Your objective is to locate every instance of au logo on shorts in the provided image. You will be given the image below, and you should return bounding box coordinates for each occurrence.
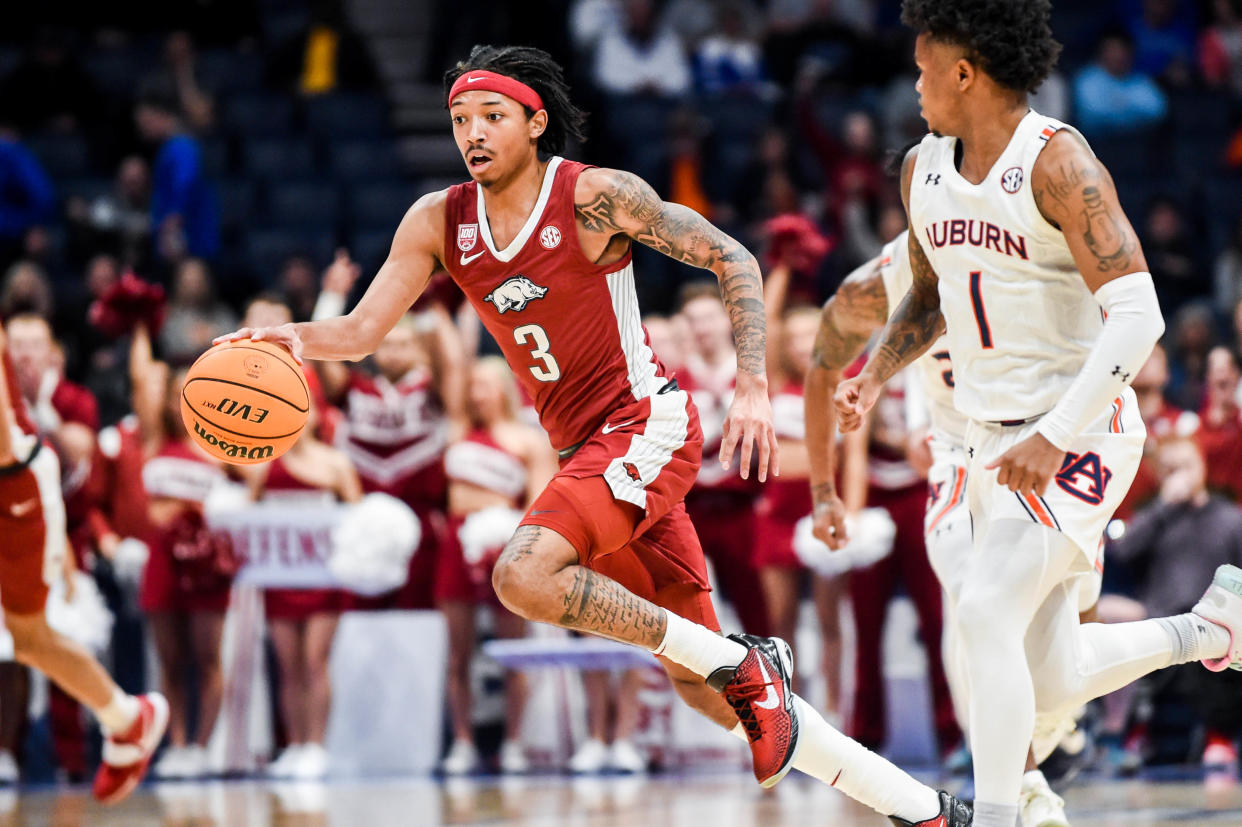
[1055,451,1113,505]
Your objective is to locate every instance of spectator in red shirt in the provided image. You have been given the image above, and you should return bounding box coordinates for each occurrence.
[1197,346,1242,500]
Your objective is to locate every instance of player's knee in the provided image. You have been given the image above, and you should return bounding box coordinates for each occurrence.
[955,590,1016,650]
[6,615,53,665]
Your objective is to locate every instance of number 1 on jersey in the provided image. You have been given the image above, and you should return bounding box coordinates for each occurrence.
[514,324,561,382]
[969,271,994,349]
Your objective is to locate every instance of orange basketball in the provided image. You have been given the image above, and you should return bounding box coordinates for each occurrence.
[180,340,310,465]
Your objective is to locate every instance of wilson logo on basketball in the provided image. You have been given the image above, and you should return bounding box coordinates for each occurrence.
[242,355,268,379]
[191,421,275,461]
[540,225,562,249]
[203,397,270,424]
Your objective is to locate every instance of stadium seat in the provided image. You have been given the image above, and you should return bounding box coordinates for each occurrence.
[83,48,149,97]
[702,93,774,143]
[349,229,395,274]
[25,133,90,178]
[400,135,464,177]
[198,49,265,95]
[243,229,336,285]
[199,136,230,177]
[603,95,677,143]
[242,137,317,179]
[264,180,341,230]
[221,92,296,136]
[60,177,113,204]
[328,139,403,181]
[304,93,390,137]
[347,182,418,230]
[217,179,259,230]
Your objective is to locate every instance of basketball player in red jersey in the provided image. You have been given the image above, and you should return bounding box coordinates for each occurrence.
[0,326,167,803]
[218,45,969,823]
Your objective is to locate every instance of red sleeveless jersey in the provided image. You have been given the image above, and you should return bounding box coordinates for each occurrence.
[443,157,669,453]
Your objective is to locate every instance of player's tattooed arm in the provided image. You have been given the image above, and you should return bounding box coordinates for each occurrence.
[576,168,766,377]
[862,149,945,385]
[1032,131,1148,291]
[811,264,890,373]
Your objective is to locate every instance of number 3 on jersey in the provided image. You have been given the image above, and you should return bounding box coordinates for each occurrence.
[514,324,561,382]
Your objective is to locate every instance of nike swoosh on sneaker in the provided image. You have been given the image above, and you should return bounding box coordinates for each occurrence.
[754,654,781,710]
[460,250,485,265]
[601,419,637,434]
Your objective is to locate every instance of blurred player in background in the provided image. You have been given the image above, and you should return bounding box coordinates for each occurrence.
[0,325,166,804]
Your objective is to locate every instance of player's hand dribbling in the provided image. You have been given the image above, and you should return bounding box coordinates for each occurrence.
[811,494,850,551]
[212,323,305,365]
[985,432,1065,497]
[833,374,881,433]
[721,375,780,482]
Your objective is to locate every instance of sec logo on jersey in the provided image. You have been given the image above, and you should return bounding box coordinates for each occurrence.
[457,223,479,252]
[1001,167,1024,194]
[540,225,562,249]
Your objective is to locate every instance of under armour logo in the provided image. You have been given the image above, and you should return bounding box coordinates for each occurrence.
[925,173,941,185]
[968,447,975,458]
[1111,365,1130,382]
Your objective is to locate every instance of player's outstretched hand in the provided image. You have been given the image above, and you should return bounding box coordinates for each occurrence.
[833,374,881,433]
[212,323,304,365]
[811,493,850,551]
[323,248,361,296]
[985,432,1065,497]
[721,376,779,482]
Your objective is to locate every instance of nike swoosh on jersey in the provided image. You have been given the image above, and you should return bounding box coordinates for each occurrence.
[601,420,637,435]
[460,250,485,265]
[754,654,781,710]
[9,499,37,518]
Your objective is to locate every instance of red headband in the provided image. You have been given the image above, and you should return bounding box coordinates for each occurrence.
[448,70,544,112]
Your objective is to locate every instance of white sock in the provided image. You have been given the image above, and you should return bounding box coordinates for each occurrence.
[1021,768,1049,791]
[1158,614,1232,664]
[973,800,1019,827]
[729,698,941,822]
[652,611,747,677]
[95,689,140,735]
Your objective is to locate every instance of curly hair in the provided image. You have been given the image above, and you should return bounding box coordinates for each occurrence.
[901,0,1061,93]
[443,45,588,157]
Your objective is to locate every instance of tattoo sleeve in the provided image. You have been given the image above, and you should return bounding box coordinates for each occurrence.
[810,269,890,372]
[577,170,766,376]
[864,232,945,384]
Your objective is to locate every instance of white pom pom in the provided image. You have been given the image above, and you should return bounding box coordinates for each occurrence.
[112,538,150,586]
[792,507,897,577]
[46,572,114,656]
[203,481,251,521]
[458,506,523,565]
[328,493,421,595]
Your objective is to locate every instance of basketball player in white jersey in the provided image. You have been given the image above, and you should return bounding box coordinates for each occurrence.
[835,3,1242,826]
[809,230,1096,826]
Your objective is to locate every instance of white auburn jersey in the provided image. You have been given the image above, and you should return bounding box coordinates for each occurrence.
[910,109,1102,423]
[879,230,966,444]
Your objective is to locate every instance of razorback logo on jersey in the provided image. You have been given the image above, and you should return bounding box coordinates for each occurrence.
[1055,451,1113,505]
[457,223,478,252]
[622,461,641,483]
[484,276,548,314]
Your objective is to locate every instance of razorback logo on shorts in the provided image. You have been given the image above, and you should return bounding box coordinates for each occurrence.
[1055,451,1113,505]
[622,461,642,483]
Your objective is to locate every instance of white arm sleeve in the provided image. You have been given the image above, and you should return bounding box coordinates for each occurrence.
[903,364,930,433]
[1036,272,1164,451]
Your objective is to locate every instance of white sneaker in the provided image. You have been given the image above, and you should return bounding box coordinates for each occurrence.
[607,739,646,774]
[439,739,478,776]
[567,738,609,774]
[267,744,305,779]
[1194,564,1242,671]
[152,746,188,780]
[292,743,329,780]
[0,751,17,784]
[498,740,528,774]
[1019,771,1070,827]
[178,744,208,779]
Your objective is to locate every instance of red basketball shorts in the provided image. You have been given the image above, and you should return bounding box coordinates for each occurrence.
[520,385,719,631]
[0,440,64,616]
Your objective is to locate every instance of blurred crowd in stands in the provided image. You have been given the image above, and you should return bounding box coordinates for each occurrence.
[0,0,1240,785]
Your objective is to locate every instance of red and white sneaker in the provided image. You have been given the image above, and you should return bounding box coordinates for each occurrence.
[706,634,800,788]
[92,693,169,805]
[1193,564,1242,672]
[889,790,974,826]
